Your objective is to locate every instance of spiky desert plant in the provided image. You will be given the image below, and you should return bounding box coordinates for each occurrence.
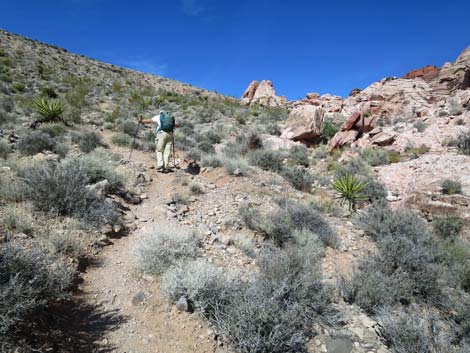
[332,173,367,212]
[32,96,64,123]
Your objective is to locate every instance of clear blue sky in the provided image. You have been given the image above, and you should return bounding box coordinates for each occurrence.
[1,0,469,100]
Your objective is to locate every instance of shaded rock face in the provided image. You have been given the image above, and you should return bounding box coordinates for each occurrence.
[240,80,287,107]
[403,65,440,81]
[281,105,325,143]
[433,47,470,94]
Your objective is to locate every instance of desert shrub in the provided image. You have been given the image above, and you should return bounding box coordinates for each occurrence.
[218,246,336,353]
[120,119,138,136]
[160,258,239,313]
[40,86,58,98]
[75,152,125,192]
[405,144,430,157]
[413,120,428,132]
[1,205,33,237]
[335,157,371,178]
[344,204,444,313]
[200,154,222,168]
[378,307,453,353]
[280,165,315,191]
[362,176,388,202]
[433,216,463,239]
[359,202,428,241]
[162,245,336,353]
[136,227,200,276]
[441,179,462,195]
[39,122,67,137]
[0,242,74,338]
[221,156,250,176]
[449,97,463,116]
[246,131,263,150]
[17,158,119,226]
[111,132,132,146]
[322,121,338,143]
[196,140,215,153]
[361,148,390,166]
[17,130,57,155]
[54,142,70,158]
[312,145,328,159]
[455,131,470,156]
[0,140,10,159]
[189,182,203,195]
[77,131,103,153]
[243,200,338,248]
[388,150,402,163]
[247,149,283,172]
[47,231,85,259]
[285,145,309,167]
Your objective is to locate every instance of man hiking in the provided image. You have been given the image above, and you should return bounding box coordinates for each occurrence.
[140,110,179,173]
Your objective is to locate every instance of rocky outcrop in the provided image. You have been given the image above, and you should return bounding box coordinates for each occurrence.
[327,111,377,152]
[281,106,325,143]
[261,134,301,151]
[293,93,343,113]
[432,47,470,95]
[403,65,440,81]
[240,80,287,107]
[342,77,437,119]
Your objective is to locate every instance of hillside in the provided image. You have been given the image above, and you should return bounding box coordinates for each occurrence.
[1,29,470,353]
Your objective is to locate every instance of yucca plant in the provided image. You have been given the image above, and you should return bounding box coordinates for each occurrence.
[32,96,64,123]
[332,173,367,212]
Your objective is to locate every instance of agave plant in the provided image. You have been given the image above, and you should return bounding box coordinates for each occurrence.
[332,173,367,212]
[32,97,64,123]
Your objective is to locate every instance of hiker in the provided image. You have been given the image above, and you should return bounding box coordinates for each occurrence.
[140,110,179,173]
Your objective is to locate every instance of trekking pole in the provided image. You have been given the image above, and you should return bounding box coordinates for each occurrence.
[128,115,142,160]
[172,133,177,169]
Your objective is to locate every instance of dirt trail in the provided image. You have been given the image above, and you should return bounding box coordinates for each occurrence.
[77,140,220,353]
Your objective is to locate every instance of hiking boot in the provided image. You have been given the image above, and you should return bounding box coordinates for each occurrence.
[156,167,165,173]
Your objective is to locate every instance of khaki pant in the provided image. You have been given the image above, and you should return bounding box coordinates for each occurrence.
[155,131,173,169]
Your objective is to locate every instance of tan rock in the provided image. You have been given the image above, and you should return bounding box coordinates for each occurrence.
[240,80,286,107]
[370,131,396,146]
[327,130,359,152]
[261,134,301,151]
[433,47,470,95]
[281,105,325,142]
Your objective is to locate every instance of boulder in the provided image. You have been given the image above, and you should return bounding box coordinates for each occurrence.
[328,130,359,152]
[261,134,301,151]
[341,112,361,131]
[281,106,325,142]
[370,131,396,146]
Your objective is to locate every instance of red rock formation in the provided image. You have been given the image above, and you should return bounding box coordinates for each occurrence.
[403,65,440,82]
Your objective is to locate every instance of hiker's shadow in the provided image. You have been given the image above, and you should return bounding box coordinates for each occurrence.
[13,299,129,352]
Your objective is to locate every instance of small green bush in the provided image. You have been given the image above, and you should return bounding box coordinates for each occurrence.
[200,154,222,168]
[322,121,338,142]
[280,166,315,191]
[285,145,309,167]
[136,227,201,276]
[12,82,25,93]
[120,119,138,136]
[441,179,462,195]
[247,148,283,172]
[413,120,428,132]
[1,206,33,237]
[0,140,10,159]
[455,131,470,156]
[433,215,463,239]
[361,148,390,166]
[111,133,132,146]
[78,131,103,153]
[221,156,250,176]
[17,130,57,155]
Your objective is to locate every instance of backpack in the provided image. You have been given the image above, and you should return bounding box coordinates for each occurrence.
[159,111,175,133]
